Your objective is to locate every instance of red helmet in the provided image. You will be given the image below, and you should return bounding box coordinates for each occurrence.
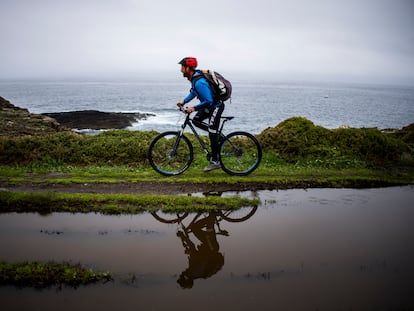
[178,57,198,68]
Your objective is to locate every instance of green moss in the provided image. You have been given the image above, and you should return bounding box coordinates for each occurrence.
[0,260,112,288]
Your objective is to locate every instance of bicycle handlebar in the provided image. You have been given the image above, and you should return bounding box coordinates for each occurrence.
[178,106,189,114]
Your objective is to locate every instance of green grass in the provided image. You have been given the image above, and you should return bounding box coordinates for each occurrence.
[0,117,413,189]
[0,191,260,214]
[1,160,412,188]
[1,118,412,168]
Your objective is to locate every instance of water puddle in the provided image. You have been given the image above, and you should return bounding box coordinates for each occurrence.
[1,186,413,310]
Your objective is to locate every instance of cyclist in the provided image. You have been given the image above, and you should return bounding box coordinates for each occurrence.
[177,57,225,172]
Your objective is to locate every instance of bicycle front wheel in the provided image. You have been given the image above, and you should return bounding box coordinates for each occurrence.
[148,131,193,176]
[150,211,189,224]
[219,131,262,176]
[219,206,258,222]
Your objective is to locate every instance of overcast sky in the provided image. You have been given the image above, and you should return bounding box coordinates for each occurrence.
[1,0,413,84]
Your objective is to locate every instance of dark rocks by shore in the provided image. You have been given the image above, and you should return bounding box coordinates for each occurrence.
[43,110,155,130]
[1,96,156,136]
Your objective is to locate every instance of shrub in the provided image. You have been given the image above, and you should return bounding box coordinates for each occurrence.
[0,132,83,165]
[1,119,412,168]
[259,117,331,161]
[79,130,158,165]
[331,127,409,165]
[0,130,159,166]
[258,117,412,166]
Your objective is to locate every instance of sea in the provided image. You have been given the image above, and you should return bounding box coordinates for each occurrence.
[1,78,413,135]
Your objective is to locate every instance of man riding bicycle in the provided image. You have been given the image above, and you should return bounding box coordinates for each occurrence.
[177,57,225,172]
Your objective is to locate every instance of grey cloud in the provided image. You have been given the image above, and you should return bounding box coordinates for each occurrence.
[0,0,413,84]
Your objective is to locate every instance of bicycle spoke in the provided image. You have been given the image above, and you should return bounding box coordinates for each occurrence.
[220,131,262,176]
[148,132,193,176]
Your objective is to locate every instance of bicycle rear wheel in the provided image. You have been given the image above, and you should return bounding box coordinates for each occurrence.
[148,131,193,176]
[219,131,262,176]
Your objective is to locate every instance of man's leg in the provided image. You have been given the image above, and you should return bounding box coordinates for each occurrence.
[208,104,225,163]
[192,108,210,132]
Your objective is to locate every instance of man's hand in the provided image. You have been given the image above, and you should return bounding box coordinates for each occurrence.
[177,101,185,108]
[185,106,195,114]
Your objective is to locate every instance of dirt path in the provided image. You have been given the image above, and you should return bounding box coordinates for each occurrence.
[1,176,404,195]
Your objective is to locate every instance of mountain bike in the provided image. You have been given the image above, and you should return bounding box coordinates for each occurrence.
[148,107,262,176]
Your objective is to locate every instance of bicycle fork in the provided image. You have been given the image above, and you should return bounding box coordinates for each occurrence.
[186,121,212,161]
[170,121,189,158]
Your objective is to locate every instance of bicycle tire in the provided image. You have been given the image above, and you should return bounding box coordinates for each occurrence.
[219,205,258,222]
[219,131,262,176]
[148,131,193,176]
[150,211,189,224]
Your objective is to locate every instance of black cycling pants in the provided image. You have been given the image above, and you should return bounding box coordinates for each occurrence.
[193,104,225,162]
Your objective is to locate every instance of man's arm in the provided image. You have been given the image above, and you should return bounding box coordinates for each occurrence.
[193,78,214,111]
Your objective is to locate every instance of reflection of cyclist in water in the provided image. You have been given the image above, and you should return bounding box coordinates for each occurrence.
[177,211,226,289]
[150,206,258,289]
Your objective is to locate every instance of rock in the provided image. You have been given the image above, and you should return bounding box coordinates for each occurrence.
[0,96,67,137]
[0,96,155,136]
[42,110,155,130]
[0,97,18,109]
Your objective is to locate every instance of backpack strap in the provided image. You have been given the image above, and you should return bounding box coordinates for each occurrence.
[190,70,204,91]
[191,70,217,101]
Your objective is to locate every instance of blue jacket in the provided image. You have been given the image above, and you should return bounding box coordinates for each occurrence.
[182,70,218,111]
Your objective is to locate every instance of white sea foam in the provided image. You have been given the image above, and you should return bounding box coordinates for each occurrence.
[127,110,185,132]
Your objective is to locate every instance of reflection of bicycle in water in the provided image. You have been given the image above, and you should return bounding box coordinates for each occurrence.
[151,206,258,289]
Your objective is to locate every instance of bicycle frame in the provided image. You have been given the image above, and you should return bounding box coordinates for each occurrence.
[179,212,227,237]
[179,113,209,155]
[177,110,230,158]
